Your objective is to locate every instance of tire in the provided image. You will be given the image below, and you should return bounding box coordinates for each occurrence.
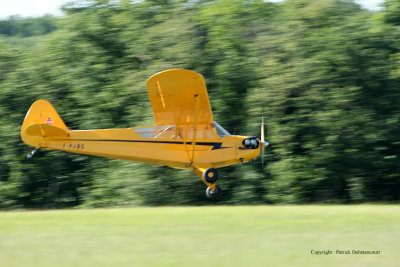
[203,168,219,183]
[206,185,222,200]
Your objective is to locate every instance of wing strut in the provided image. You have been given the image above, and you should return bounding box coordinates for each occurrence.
[190,94,201,164]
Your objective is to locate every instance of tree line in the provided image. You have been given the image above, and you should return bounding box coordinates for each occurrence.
[0,0,399,209]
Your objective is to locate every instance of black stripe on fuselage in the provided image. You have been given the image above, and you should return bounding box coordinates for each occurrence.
[55,139,230,150]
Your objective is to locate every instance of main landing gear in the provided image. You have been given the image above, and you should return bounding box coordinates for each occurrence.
[203,168,219,183]
[206,184,222,200]
[193,167,222,200]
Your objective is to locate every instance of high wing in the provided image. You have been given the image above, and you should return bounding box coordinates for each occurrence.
[146,69,214,126]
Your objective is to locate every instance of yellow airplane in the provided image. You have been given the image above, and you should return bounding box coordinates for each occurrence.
[21,69,267,199]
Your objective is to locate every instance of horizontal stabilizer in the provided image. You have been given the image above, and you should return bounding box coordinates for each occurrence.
[25,123,69,137]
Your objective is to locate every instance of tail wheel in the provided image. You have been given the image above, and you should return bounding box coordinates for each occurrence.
[206,185,222,200]
[203,168,219,183]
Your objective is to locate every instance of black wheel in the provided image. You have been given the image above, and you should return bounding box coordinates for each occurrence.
[203,168,219,183]
[206,185,222,200]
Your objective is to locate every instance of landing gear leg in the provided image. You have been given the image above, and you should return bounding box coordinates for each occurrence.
[193,166,222,200]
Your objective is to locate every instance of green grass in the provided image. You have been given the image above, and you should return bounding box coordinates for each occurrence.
[0,205,399,266]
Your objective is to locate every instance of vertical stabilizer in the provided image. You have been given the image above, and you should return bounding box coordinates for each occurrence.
[21,100,69,148]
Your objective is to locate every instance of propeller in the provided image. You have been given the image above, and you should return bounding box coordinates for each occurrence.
[260,115,269,167]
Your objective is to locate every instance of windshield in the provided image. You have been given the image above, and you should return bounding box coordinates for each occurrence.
[212,121,230,137]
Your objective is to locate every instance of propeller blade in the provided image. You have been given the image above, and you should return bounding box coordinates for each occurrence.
[261,115,265,144]
[261,146,264,167]
[261,116,265,167]
[260,115,270,168]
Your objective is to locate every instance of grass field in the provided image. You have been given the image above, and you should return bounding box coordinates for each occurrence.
[0,205,399,267]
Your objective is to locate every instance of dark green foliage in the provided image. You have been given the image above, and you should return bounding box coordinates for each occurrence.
[0,0,399,209]
[384,0,400,25]
[0,15,57,37]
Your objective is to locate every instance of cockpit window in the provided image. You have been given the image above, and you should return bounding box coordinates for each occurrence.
[212,121,230,137]
[135,125,174,138]
[134,122,230,139]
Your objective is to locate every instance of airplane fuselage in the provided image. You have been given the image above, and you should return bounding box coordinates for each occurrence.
[35,127,261,169]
